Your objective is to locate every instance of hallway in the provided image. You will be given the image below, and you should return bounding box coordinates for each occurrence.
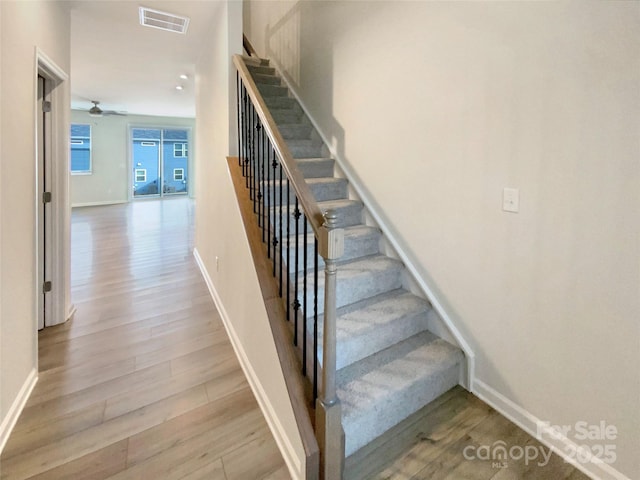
[0,198,288,479]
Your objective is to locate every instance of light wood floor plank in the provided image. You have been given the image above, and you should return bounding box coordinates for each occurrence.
[1,402,106,459]
[1,386,209,479]
[0,199,286,480]
[179,458,227,480]
[27,440,128,480]
[222,431,291,480]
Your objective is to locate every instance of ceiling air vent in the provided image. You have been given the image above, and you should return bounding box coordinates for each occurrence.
[139,7,190,34]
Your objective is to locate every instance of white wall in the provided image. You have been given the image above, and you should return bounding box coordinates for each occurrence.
[0,0,70,448]
[70,111,195,207]
[245,2,640,479]
[194,1,306,478]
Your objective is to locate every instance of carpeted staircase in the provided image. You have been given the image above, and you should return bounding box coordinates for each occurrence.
[247,60,465,459]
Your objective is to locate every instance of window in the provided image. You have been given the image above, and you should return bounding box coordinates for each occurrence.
[173,168,184,181]
[135,169,147,182]
[174,143,187,157]
[70,124,91,174]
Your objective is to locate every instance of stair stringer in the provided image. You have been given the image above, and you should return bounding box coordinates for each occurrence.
[264,58,475,390]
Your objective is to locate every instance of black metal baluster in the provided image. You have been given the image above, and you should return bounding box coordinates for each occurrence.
[240,83,245,173]
[293,198,300,346]
[258,119,263,230]
[236,73,241,168]
[313,236,319,402]
[260,128,266,237]
[248,102,256,191]
[302,215,308,377]
[253,115,264,213]
[278,162,283,297]
[286,180,291,321]
[266,141,271,257]
[250,107,255,201]
[272,150,278,277]
[245,90,250,180]
[243,88,248,180]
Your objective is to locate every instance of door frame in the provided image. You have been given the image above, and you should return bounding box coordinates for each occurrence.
[35,48,73,333]
[36,74,52,330]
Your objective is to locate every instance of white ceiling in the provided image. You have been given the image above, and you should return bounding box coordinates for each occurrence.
[70,1,222,118]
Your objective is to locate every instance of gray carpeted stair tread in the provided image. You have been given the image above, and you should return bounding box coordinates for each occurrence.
[338,330,463,455]
[271,109,303,124]
[257,83,288,97]
[247,65,275,76]
[264,96,297,109]
[316,198,363,227]
[252,73,281,85]
[310,289,432,370]
[296,158,334,178]
[284,225,381,273]
[278,124,313,140]
[334,290,431,369]
[307,177,348,202]
[274,198,362,231]
[298,255,403,315]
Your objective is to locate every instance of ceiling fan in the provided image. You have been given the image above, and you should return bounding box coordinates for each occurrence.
[87,100,127,117]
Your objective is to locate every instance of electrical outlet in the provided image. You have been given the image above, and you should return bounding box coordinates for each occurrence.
[503,188,519,213]
[216,256,220,271]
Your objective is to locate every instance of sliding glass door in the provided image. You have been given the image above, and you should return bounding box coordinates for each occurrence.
[131,127,189,198]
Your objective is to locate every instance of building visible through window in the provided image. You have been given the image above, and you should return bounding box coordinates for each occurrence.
[70,124,91,174]
[174,142,187,157]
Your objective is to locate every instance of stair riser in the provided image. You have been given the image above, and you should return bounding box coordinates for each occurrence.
[296,262,403,316]
[253,73,280,85]
[278,124,313,140]
[343,362,460,456]
[297,160,335,178]
[282,229,380,274]
[335,308,429,369]
[272,110,302,124]
[264,96,297,109]
[247,65,275,76]
[289,144,325,159]
[263,179,348,205]
[302,303,430,371]
[272,201,363,234]
[257,84,289,97]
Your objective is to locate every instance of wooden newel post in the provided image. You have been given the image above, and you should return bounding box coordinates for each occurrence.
[316,209,345,480]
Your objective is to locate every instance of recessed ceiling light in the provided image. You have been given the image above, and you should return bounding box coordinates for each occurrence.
[179,74,188,80]
[175,85,184,91]
[139,7,190,34]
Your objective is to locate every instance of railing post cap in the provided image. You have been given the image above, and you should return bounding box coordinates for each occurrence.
[323,209,338,228]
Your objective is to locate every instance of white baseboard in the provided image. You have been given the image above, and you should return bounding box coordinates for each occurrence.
[473,380,632,480]
[193,248,304,480]
[66,304,76,322]
[71,200,128,208]
[0,368,38,454]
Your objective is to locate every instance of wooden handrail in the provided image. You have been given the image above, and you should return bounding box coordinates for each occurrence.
[242,34,258,57]
[233,54,325,237]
